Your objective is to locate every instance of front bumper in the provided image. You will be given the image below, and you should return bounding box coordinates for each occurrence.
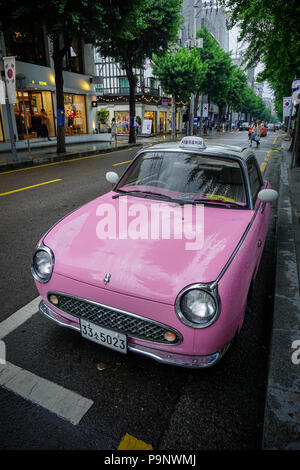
[40,301,232,368]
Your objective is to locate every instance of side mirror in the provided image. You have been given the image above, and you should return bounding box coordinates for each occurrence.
[257,189,278,203]
[106,171,119,185]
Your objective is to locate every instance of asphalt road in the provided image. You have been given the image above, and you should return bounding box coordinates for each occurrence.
[0,130,281,450]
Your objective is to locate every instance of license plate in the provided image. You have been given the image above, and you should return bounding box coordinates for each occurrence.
[80,319,127,354]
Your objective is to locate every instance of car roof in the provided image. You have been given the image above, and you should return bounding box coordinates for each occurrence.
[146,140,254,162]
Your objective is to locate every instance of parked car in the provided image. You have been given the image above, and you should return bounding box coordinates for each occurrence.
[31,137,278,368]
[268,123,276,132]
[240,122,249,131]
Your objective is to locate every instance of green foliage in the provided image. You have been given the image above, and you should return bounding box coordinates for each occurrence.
[220,0,300,119]
[152,47,207,100]
[95,0,183,70]
[97,108,109,123]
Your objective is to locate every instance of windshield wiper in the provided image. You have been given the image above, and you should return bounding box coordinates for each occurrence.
[112,190,174,201]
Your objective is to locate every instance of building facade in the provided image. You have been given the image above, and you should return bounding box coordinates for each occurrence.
[0,29,101,150]
[94,53,184,136]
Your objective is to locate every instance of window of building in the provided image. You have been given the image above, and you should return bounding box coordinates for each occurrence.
[62,39,83,74]
[4,30,47,66]
[119,78,129,94]
[14,90,55,139]
[64,94,87,135]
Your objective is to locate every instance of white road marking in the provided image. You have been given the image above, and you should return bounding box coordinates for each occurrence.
[0,362,93,425]
[0,297,94,424]
[0,297,41,340]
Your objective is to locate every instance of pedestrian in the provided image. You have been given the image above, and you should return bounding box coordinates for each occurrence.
[255,120,262,147]
[249,122,256,147]
[135,119,139,136]
[40,108,51,140]
[110,118,118,144]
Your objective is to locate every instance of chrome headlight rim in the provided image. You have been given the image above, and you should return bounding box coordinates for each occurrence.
[31,243,54,284]
[175,283,221,329]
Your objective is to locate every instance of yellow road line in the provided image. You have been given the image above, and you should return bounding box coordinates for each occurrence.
[112,160,132,167]
[117,433,153,450]
[0,148,136,176]
[0,179,62,197]
[273,135,278,145]
[260,162,267,173]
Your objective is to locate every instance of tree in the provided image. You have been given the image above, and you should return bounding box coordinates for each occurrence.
[0,0,142,153]
[220,0,300,165]
[152,46,207,136]
[95,0,182,143]
[195,27,234,129]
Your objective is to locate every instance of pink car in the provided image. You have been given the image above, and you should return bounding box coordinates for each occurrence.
[31,137,278,368]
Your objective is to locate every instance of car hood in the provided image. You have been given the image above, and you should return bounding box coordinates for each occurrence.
[44,192,253,305]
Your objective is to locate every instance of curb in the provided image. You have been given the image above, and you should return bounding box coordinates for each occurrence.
[262,146,300,449]
[0,143,143,173]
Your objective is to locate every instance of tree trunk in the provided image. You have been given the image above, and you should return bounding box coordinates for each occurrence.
[125,63,136,144]
[53,35,69,154]
[171,93,176,138]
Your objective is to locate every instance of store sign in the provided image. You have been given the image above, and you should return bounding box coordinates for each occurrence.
[161,98,170,106]
[202,104,209,118]
[3,56,16,104]
[31,80,48,86]
[57,109,65,127]
[142,119,152,135]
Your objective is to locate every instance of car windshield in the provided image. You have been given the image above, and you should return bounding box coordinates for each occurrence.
[116,151,247,206]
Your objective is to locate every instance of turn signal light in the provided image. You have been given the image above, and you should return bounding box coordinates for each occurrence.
[49,294,59,305]
[164,331,176,342]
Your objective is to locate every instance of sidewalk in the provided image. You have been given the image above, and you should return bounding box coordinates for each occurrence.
[262,138,300,449]
[0,130,223,173]
[0,135,150,172]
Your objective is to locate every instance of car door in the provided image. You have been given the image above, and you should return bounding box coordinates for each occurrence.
[246,156,271,277]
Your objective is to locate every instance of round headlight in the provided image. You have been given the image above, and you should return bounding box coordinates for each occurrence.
[31,246,54,283]
[176,287,218,328]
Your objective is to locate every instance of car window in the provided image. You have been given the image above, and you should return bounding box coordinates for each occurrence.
[117,151,247,205]
[246,159,262,203]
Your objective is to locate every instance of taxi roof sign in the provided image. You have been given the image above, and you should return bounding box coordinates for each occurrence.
[179,136,206,150]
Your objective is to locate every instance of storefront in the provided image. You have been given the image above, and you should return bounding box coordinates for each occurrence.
[159,111,167,133]
[14,90,55,140]
[64,93,87,135]
[144,110,157,134]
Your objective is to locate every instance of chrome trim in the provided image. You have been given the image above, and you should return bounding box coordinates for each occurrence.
[47,292,183,346]
[39,301,232,368]
[211,181,268,288]
[31,242,55,284]
[175,283,221,329]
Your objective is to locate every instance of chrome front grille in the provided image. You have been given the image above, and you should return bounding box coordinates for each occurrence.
[48,293,181,344]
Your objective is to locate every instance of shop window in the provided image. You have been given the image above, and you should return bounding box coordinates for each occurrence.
[115,111,129,134]
[64,94,87,135]
[144,111,157,134]
[14,90,55,140]
[4,30,47,66]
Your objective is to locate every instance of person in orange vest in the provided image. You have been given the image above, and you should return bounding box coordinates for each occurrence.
[248,123,253,145]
